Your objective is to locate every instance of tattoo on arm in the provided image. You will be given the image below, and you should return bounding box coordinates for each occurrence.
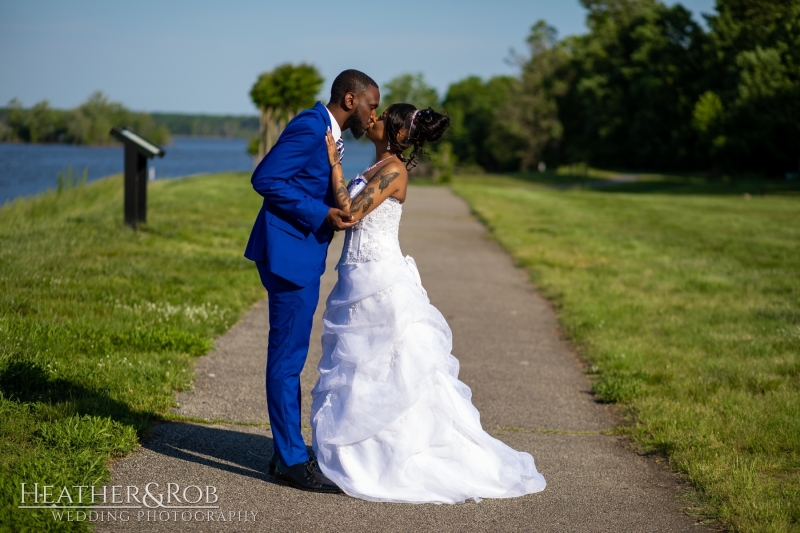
[335,186,350,209]
[351,186,375,214]
[377,171,400,193]
[337,176,350,210]
[331,167,350,211]
[348,169,402,216]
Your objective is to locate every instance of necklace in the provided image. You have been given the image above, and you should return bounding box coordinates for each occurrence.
[364,155,396,174]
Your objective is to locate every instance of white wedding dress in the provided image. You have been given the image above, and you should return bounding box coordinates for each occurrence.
[310,174,546,504]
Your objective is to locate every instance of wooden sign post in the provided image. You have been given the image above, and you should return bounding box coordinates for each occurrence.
[110,127,165,229]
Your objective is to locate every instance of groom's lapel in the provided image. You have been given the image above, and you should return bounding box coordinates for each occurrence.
[312,102,332,184]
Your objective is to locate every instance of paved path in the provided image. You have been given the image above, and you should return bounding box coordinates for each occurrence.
[103,187,701,532]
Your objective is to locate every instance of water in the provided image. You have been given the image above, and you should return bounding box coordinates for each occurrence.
[0,137,377,205]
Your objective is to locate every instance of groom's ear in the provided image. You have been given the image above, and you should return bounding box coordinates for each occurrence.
[342,92,357,112]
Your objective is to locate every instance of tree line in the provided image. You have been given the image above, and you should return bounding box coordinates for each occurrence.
[249,0,796,178]
[441,0,799,177]
[0,93,265,146]
[0,92,171,146]
[150,113,258,138]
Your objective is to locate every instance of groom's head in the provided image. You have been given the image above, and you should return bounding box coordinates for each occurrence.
[329,70,380,139]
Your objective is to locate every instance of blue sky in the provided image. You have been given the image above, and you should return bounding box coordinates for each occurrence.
[0,0,716,115]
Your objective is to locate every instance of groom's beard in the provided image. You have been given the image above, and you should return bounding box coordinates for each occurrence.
[344,112,369,139]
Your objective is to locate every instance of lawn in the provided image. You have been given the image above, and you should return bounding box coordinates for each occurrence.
[0,173,265,532]
[453,173,800,533]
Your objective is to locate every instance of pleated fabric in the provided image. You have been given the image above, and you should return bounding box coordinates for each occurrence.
[311,256,546,503]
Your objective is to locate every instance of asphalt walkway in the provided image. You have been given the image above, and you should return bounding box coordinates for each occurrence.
[103,187,702,532]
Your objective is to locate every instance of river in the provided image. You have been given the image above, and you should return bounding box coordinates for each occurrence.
[0,136,377,205]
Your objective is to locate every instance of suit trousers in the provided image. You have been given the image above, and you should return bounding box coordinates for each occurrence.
[256,261,320,467]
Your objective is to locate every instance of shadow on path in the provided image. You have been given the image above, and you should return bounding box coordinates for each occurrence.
[143,423,274,483]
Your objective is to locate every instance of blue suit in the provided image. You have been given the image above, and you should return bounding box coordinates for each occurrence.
[244,102,334,467]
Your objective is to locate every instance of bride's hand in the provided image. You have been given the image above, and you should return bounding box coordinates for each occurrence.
[325,130,340,166]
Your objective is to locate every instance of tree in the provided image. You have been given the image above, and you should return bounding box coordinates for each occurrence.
[1,98,63,142]
[0,93,169,146]
[492,21,569,171]
[27,101,64,142]
[437,0,798,176]
[381,73,439,112]
[443,75,518,170]
[66,91,120,145]
[5,98,29,142]
[250,63,324,159]
[555,0,707,170]
[701,0,800,174]
[64,92,169,146]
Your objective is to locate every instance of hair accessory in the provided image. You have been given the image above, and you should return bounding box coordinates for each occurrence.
[408,110,420,135]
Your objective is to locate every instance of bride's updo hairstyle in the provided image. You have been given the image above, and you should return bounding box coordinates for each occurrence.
[385,103,450,170]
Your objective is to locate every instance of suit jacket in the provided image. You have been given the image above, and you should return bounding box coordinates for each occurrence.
[244,102,335,287]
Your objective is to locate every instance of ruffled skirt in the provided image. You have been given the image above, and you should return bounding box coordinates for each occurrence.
[310,256,546,503]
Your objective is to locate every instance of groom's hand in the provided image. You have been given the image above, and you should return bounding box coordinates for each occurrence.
[326,207,356,231]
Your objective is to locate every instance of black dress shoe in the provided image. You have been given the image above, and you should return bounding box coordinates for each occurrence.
[268,450,313,477]
[273,456,342,494]
[268,453,279,476]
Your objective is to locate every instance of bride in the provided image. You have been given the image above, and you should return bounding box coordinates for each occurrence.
[312,104,546,504]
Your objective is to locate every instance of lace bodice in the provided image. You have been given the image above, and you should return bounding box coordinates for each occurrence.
[339,174,404,266]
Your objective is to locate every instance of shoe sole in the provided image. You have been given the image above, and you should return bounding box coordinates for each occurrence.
[272,476,342,494]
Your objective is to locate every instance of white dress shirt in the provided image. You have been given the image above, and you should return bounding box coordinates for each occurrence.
[325,106,342,143]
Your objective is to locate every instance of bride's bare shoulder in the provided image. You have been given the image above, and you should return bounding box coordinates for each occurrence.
[378,159,408,181]
[377,160,408,202]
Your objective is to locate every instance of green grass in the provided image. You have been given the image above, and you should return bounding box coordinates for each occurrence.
[452,173,800,532]
[0,173,264,532]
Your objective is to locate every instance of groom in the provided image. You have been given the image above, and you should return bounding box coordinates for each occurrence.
[244,69,380,493]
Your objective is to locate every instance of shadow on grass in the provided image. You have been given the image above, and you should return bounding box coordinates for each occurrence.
[485,171,800,196]
[0,359,147,428]
[0,360,283,484]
